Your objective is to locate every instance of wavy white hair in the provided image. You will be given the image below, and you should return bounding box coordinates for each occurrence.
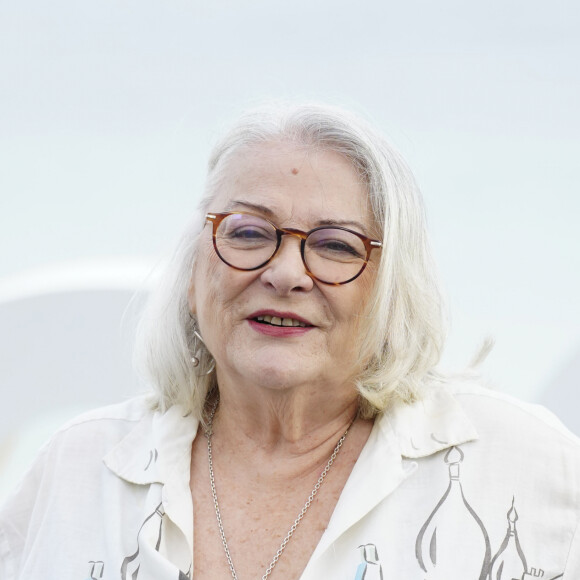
[134,102,446,420]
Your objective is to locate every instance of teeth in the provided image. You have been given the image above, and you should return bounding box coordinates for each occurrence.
[255,315,307,327]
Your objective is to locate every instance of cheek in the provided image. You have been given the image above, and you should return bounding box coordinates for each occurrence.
[331,274,375,345]
[190,242,224,326]
[193,246,254,342]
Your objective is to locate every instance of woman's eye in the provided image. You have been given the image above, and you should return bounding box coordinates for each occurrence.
[325,241,359,254]
[314,239,364,259]
[229,227,272,240]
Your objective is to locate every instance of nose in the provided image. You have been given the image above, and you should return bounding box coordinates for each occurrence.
[259,233,314,293]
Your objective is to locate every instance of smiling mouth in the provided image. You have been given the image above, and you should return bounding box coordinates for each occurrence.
[254,315,309,328]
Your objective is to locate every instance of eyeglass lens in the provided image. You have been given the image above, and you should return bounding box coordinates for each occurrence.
[214,213,368,284]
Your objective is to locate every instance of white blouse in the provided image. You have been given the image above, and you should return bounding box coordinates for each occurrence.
[1,381,579,580]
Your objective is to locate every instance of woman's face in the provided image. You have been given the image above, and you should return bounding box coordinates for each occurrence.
[189,142,380,397]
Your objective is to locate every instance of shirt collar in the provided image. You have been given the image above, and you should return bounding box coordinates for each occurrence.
[309,384,478,561]
[385,382,479,458]
[103,404,199,486]
[104,384,477,484]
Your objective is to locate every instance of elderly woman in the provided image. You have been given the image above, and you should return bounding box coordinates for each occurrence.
[1,103,579,580]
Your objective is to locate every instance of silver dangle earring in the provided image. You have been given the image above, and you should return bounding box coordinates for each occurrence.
[190,324,216,375]
[191,330,203,367]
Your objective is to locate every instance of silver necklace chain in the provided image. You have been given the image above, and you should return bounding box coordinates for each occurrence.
[204,401,352,580]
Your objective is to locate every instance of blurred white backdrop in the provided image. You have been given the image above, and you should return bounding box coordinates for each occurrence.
[1,0,579,492]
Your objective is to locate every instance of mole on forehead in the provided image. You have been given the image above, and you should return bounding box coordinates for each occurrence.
[291,167,299,175]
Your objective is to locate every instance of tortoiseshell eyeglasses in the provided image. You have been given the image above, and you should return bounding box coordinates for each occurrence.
[206,211,382,285]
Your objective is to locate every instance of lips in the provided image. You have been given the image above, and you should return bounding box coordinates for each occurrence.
[248,311,314,328]
[256,315,307,327]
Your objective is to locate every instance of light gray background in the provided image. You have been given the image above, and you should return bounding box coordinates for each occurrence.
[1,1,579,493]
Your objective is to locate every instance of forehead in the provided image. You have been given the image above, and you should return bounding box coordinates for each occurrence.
[212,141,374,231]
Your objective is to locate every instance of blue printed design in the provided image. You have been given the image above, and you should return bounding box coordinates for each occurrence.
[354,544,383,580]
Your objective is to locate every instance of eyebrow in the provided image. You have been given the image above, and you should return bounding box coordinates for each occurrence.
[315,218,368,232]
[225,200,369,233]
[226,200,276,217]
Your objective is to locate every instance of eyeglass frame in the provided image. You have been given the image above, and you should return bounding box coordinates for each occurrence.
[205,211,383,286]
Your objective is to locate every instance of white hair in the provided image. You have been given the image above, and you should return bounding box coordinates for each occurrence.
[134,102,446,420]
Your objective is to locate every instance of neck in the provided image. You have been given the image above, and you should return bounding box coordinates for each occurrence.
[208,370,362,461]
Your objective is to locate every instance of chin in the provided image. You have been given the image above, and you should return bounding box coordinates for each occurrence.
[250,362,306,389]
